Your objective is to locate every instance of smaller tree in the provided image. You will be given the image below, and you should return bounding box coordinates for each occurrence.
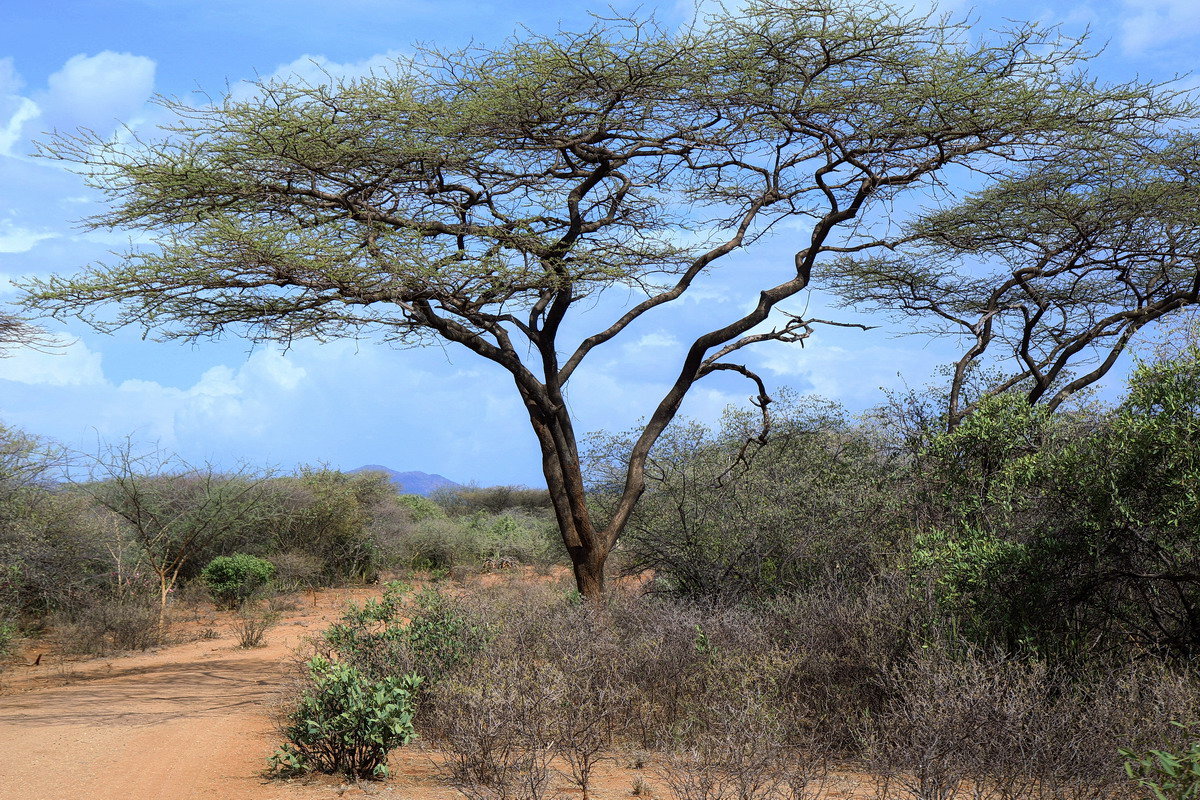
[913,332,1200,657]
[827,135,1200,428]
[590,395,905,601]
[78,441,269,630]
[264,468,395,581]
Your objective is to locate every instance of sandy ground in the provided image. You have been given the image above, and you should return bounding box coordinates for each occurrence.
[0,575,868,800]
[0,586,402,800]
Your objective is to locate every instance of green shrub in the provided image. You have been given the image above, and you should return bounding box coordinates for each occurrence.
[324,583,489,687]
[1123,722,1200,800]
[270,656,421,779]
[403,586,490,683]
[201,553,275,608]
[397,517,483,571]
[397,494,446,522]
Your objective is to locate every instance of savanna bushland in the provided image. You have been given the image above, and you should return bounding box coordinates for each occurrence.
[5,0,1200,797]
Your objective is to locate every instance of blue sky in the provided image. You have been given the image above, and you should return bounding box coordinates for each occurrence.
[1,0,1197,486]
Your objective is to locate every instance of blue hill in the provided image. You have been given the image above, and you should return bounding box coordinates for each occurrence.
[350,465,464,496]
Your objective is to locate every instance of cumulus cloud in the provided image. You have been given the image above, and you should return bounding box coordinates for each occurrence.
[2,333,104,387]
[40,51,156,131]
[0,219,57,253]
[0,58,39,158]
[228,50,408,102]
[0,338,307,445]
[0,51,156,161]
[272,51,407,83]
[1120,0,1200,55]
[755,339,937,403]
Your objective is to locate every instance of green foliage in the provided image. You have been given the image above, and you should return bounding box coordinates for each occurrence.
[402,586,489,682]
[389,507,560,572]
[596,396,905,601]
[432,485,553,516]
[201,553,275,608]
[926,392,1050,508]
[0,619,16,662]
[270,655,421,779]
[1123,723,1200,800]
[264,468,395,582]
[397,494,446,522]
[913,337,1200,657]
[324,582,489,687]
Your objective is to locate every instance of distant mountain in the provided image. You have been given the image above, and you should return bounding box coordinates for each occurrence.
[351,465,464,496]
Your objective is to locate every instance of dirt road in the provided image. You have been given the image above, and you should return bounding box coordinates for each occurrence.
[0,591,392,800]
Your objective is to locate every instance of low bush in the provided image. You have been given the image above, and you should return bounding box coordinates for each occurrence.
[428,660,563,800]
[269,550,324,592]
[323,582,490,688]
[0,619,16,663]
[861,648,1200,800]
[233,600,279,648]
[54,595,162,655]
[201,553,275,608]
[270,655,421,779]
[394,517,483,571]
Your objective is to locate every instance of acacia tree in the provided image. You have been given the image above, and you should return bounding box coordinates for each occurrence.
[828,134,1200,429]
[22,1,1192,598]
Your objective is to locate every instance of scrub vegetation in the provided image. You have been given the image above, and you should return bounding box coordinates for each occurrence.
[4,0,1200,797]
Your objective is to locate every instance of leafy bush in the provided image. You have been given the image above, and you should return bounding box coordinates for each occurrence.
[323,582,490,687]
[432,485,553,516]
[270,656,421,779]
[260,468,397,583]
[396,517,483,571]
[592,396,904,602]
[201,553,275,608]
[915,341,1200,658]
[1124,723,1200,800]
[397,493,447,522]
[0,620,16,663]
[268,550,324,592]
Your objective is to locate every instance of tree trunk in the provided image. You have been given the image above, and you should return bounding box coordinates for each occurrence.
[572,550,606,602]
[156,571,171,635]
[523,389,617,601]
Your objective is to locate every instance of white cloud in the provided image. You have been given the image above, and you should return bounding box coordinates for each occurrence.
[2,334,104,387]
[0,219,58,253]
[756,340,934,403]
[0,97,41,158]
[229,50,409,102]
[40,51,156,131]
[270,51,407,83]
[629,331,680,350]
[0,58,40,158]
[0,58,21,96]
[139,347,308,439]
[1120,0,1200,55]
[0,339,307,443]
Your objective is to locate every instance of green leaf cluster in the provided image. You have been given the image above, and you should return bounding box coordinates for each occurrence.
[270,655,421,779]
[324,582,490,686]
[1123,722,1200,800]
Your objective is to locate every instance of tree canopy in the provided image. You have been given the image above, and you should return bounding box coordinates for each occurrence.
[22,0,1199,597]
